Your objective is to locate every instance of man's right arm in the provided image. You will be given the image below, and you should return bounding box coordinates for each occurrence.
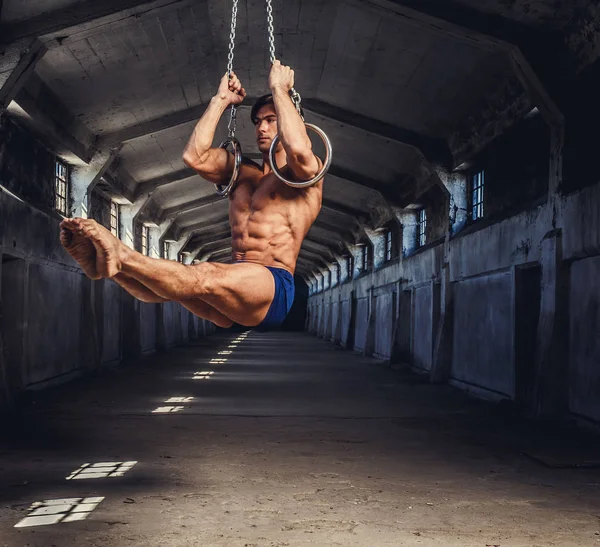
[182,73,246,185]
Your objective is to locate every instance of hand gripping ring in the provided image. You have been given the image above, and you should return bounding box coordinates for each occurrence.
[268,124,332,188]
[214,137,242,197]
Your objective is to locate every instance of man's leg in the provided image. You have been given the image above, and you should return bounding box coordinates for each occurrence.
[61,218,275,327]
[61,221,235,327]
[115,273,234,327]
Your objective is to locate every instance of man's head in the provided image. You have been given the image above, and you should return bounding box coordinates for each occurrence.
[252,95,278,153]
[251,94,305,153]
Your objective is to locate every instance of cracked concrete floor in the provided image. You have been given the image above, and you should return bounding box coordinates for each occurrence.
[1,331,599,546]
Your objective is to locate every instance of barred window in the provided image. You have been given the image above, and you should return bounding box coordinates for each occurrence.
[141,225,149,256]
[347,255,354,278]
[417,209,427,247]
[163,241,171,260]
[336,262,341,284]
[471,170,485,221]
[110,201,119,237]
[361,244,370,272]
[55,161,69,215]
[385,230,393,261]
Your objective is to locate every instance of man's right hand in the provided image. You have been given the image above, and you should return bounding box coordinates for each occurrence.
[217,72,246,105]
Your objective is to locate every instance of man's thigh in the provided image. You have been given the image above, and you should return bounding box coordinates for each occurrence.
[179,299,234,329]
[196,262,276,327]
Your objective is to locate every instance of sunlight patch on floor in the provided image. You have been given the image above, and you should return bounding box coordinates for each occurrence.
[66,461,137,480]
[14,497,104,528]
[152,405,185,413]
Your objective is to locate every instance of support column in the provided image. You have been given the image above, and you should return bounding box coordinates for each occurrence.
[435,167,468,235]
[0,38,46,114]
[363,286,376,357]
[70,149,120,218]
[532,231,568,418]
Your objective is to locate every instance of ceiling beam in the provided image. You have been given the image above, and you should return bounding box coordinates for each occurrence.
[175,214,230,240]
[159,194,226,223]
[327,165,406,207]
[0,0,192,47]
[302,98,451,167]
[321,198,369,222]
[9,72,95,163]
[0,38,46,114]
[135,168,199,198]
[98,99,260,148]
[368,0,563,128]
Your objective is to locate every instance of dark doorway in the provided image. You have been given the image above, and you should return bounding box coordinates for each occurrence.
[514,265,542,410]
[281,276,308,331]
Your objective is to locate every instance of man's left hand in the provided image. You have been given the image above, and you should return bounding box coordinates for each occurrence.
[269,60,294,92]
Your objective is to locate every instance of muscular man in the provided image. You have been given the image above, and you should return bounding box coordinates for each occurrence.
[60,61,324,329]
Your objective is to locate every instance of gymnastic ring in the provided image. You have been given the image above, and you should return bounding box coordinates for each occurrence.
[214,137,242,197]
[268,123,332,188]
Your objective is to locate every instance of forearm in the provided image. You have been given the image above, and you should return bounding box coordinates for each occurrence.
[113,273,169,303]
[183,95,230,165]
[271,86,311,154]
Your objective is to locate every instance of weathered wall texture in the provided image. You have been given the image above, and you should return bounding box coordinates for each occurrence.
[308,178,600,427]
[0,118,215,405]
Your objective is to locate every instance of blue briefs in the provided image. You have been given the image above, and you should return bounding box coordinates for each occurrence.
[258,266,295,330]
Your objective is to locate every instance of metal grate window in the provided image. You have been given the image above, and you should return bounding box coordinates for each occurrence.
[471,170,485,221]
[385,230,393,261]
[163,241,171,260]
[336,263,341,284]
[141,225,149,256]
[110,201,119,237]
[347,255,354,278]
[55,161,69,215]
[417,209,427,247]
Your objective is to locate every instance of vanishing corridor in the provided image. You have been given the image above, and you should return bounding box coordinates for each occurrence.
[0,332,599,547]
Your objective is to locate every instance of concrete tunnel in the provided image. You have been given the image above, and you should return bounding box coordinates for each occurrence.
[1,0,600,545]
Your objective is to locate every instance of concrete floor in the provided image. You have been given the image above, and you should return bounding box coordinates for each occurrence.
[1,332,599,547]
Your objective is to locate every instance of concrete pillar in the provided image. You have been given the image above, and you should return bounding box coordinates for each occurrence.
[531,231,568,419]
[363,286,376,357]
[350,244,362,278]
[435,167,468,235]
[362,227,386,269]
[397,209,418,257]
[70,149,120,219]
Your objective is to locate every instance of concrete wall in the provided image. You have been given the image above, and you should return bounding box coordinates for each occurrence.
[0,117,216,404]
[308,179,600,426]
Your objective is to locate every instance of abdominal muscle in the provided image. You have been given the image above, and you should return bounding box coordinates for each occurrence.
[230,209,301,274]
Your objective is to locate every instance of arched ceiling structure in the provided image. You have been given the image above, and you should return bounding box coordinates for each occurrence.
[1,0,594,279]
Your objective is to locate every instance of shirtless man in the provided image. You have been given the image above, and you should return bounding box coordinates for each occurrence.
[59,61,323,329]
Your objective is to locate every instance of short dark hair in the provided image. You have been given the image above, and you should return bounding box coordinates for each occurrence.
[250,93,304,124]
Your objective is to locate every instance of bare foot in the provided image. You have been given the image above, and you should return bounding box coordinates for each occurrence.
[60,218,124,278]
[60,226,101,280]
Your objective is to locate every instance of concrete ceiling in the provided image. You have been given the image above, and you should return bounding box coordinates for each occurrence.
[0,0,588,276]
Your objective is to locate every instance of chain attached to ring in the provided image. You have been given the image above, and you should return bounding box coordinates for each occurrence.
[227,0,239,139]
[214,0,242,197]
[265,0,303,120]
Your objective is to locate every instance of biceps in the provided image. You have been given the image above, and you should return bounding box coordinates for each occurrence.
[287,152,322,182]
[184,147,234,184]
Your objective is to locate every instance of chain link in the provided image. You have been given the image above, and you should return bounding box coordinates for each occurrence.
[227,0,239,76]
[264,0,303,119]
[265,0,276,64]
[226,0,239,138]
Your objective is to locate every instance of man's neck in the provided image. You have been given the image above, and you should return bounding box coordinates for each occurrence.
[261,149,287,176]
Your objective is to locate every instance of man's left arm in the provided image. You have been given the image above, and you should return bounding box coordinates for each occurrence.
[270,61,321,181]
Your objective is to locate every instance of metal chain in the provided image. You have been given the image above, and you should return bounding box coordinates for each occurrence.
[227,0,239,138]
[265,0,276,64]
[265,0,303,119]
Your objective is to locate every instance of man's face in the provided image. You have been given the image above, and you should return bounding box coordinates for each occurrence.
[254,104,278,153]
